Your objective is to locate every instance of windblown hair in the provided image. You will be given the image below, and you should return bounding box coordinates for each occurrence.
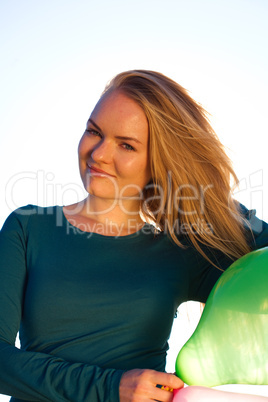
[102,70,252,264]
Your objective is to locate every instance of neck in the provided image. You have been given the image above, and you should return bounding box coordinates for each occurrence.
[67,195,145,235]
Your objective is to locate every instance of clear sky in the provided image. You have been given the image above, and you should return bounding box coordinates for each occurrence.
[0,0,268,399]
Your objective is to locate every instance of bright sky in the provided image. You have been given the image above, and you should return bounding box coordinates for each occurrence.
[0,0,268,399]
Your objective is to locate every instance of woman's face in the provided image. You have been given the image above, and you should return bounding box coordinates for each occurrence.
[78,90,151,203]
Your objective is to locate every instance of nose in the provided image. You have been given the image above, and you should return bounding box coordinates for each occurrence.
[91,138,113,164]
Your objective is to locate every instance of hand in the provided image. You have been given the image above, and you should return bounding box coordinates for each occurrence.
[119,368,184,401]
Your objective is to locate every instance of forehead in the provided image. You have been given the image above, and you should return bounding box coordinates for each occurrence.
[91,90,144,118]
[90,90,148,135]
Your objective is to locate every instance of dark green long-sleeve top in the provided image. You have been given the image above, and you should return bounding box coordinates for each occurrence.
[0,204,267,402]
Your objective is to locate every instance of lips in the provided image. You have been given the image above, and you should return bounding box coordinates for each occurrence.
[87,164,115,177]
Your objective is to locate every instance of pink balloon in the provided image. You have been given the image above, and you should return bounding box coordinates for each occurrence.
[173,386,268,401]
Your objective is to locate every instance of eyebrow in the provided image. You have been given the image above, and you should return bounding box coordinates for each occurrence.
[88,118,103,133]
[88,118,142,144]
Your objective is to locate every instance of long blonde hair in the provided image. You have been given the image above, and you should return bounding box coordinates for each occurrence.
[102,70,252,264]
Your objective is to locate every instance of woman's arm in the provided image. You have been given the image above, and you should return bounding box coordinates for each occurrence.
[188,205,268,303]
[0,343,124,401]
[0,209,123,402]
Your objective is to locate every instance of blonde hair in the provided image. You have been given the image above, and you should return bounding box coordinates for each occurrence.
[102,70,252,264]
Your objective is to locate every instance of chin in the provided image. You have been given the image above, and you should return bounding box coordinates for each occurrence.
[85,184,117,200]
[82,175,115,195]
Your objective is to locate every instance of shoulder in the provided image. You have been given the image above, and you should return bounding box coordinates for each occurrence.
[1,205,35,231]
[1,205,61,232]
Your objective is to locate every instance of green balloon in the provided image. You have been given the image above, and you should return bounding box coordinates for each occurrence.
[175,247,268,387]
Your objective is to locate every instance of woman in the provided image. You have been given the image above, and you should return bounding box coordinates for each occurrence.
[0,70,267,401]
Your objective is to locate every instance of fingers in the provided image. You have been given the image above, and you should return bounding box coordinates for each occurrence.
[153,386,175,402]
[152,371,184,390]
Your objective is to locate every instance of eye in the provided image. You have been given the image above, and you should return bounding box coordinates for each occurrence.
[85,128,102,137]
[121,143,135,151]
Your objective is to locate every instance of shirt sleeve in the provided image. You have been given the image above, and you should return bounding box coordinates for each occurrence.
[187,206,268,303]
[0,207,124,402]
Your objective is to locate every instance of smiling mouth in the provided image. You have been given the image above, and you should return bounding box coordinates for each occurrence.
[87,164,115,177]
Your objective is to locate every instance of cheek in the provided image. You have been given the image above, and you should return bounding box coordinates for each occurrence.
[78,135,94,163]
[78,135,86,157]
[119,155,151,182]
